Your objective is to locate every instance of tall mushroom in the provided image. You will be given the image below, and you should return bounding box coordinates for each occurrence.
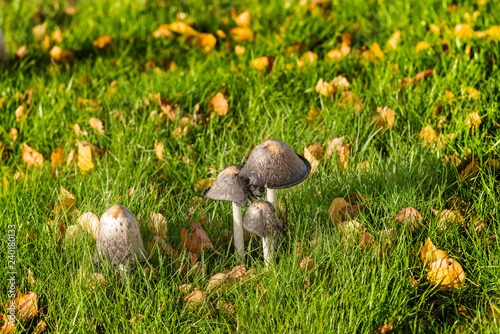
[204,164,253,261]
[243,200,284,266]
[94,205,148,276]
[237,139,311,209]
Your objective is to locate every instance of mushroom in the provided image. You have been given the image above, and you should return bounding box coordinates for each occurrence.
[204,164,253,261]
[242,200,284,266]
[94,205,148,276]
[0,27,7,65]
[237,139,311,208]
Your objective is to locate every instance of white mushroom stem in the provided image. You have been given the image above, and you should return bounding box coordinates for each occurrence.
[232,202,245,262]
[262,236,272,267]
[267,188,277,209]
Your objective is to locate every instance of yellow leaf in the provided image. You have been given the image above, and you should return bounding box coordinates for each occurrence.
[52,29,63,43]
[153,24,172,38]
[297,51,317,68]
[230,27,253,41]
[415,41,430,53]
[149,212,168,239]
[234,10,251,27]
[169,21,197,36]
[299,257,315,272]
[461,87,480,99]
[89,118,105,134]
[454,24,474,40]
[216,29,226,39]
[32,22,47,40]
[431,208,465,229]
[154,140,164,161]
[306,107,321,125]
[54,186,76,216]
[430,24,441,35]
[49,46,74,62]
[326,49,342,62]
[208,92,229,116]
[194,177,215,192]
[371,107,395,129]
[8,128,18,142]
[93,35,112,48]
[15,104,25,121]
[427,257,465,289]
[370,42,384,58]
[341,43,350,56]
[303,144,323,175]
[76,141,94,173]
[485,25,500,41]
[235,45,246,56]
[196,33,217,51]
[387,30,401,50]
[51,147,65,168]
[328,198,350,224]
[419,125,437,147]
[332,76,350,90]
[465,112,481,132]
[420,237,437,264]
[251,56,271,71]
[315,78,334,97]
[22,143,44,167]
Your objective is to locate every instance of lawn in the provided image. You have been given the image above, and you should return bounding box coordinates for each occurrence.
[1,0,500,332]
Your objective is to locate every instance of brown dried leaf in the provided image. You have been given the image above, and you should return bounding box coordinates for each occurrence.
[374,320,394,333]
[299,257,315,272]
[431,209,465,230]
[49,46,74,62]
[315,78,334,97]
[0,314,15,333]
[217,300,236,318]
[371,107,395,129]
[22,143,44,167]
[3,291,38,323]
[394,207,423,232]
[206,273,227,292]
[183,290,206,309]
[149,212,168,239]
[251,56,272,71]
[154,140,164,161]
[328,198,350,224]
[338,220,363,244]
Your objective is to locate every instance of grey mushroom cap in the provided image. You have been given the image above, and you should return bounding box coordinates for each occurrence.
[242,200,284,238]
[204,164,253,207]
[236,139,311,196]
[94,205,148,266]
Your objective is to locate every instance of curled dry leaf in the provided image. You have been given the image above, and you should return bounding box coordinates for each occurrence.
[0,314,15,333]
[93,35,112,48]
[338,204,361,222]
[299,257,315,272]
[394,207,423,233]
[208,93,229,117]
[420,237,437,264]
[149,212,168,239]
[35,319,47,333]
[77,212,100,240]
[22,143,44,167]
[180,227,215,256]
[465,112,481,132]
[206,273,227,293]
[66,149,75,168]
[154,140,164,161]
[427,257,465,289]
[419,126,437,147]
[315,78,334,97]
[303,144,324,175]
[76,141,94,173]
[15,105,25,121]
[234,10,251,26]
[338,220,363,244]
[230,26,253,41]
[73,123,85,137]
[431,209,465,230]
[54,186,76,215]
[374,320,394,333]
[415,41,430,54]
[9,128,18,142]
[3,291,38,323]
[454,24,474,40]
[183,290,206,310]
[49,46,74,62]
[306,107,321,125]
[89,118,105,134]
[297,51,317,67]
[148,236,178,259]
[251,57,272,71]
[387,30,401,49]
[235,45,246,56]
[359,228,375,250]
[403,69,434,88]
[153,24,171,38]
[328,198,350,224]
[371,107,395,129]
[194,177,215,192]
[51,147,65,168]
[331,76,350,90]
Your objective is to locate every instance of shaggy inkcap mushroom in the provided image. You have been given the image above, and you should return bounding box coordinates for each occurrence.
[237,139,311,208]
[243,200,284,266]
[94,205,148,275]
[204,164,253,261]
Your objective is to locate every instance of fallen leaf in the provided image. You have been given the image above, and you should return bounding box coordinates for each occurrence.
[15,105,25,121]
[420,237,437,264]
[154,140,164,161]
[338,220,363,244]
[77,212,99,240]
[206,272,227,292]
[315,78,334,97]
[359,227,375,250]
[73,123,85,137]
[3,291,38,323]
[394,207,422,232]
[464,112,481,132]
[303,144,323,175]
[208,93,229,117]
[217,300,236,317]
[230,27,253,41]
[387,30,401,49]
[148,236,178,259]
[149,212,168,239]
[51,147,65,168]
[66,149,75,168]
[49,46,74,62]
[415,41,430,53]
[402,69,434,87]
[328,198,350,224]
[0,314,15,333]
[251,56,272,71]
[65,225,81,242]
[183,290,206,309]
[77,141,94,173]
[52,29,63,43]
[193,228,215,251]
[93,35,112,48]
[194,177,215,192]
[234,10,251,26]
[297,51,317,67]
[299,257,315,271]
[16,45,28,59]
[35,319,47,333]
[326,136,349,169]
[332,76,350,90]
[32,22,47,40]
[178,284,192,295]
[196,33,217,52]
[27,268,36,286]
[235,45,246,56]
[371,107,395,129]
[419,126,437,147]
[153,24,172,38]
[454,24,474,40]
[169,21,197,35]
[461,87,480,99]
[326,49,343,62]
[431,209,465,230]
[89,118,105,134]
[374,320,394,333]
[427,257,465,289]
[306,107,322,125]
[22,143,44,167]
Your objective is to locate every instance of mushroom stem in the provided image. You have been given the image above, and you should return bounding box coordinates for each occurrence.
[267,188,277,209]
[262,236,272,267]
[232,202,245,262]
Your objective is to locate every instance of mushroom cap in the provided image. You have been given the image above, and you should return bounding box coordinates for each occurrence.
[204,164,253,207]
[237,139,311,195]
[94,205,148,265]
[242,200,284,238]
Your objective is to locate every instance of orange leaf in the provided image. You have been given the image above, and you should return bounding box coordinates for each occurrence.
[234,10,251,27]
[208,93,229,116]
[93,35,112,48]
[49,46,74,62]
[50,147,65,168]
[153,24,172,38]
[22,143,44,167]
[230,27,253,41]
[3,291,38,323]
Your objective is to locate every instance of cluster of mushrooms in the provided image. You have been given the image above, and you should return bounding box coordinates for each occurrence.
[93,139,311,275]
[204,139,311,265]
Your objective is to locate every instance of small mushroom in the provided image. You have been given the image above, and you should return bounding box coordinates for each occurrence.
[237,139,311,208]
[243,200,284,266]
[94,205,148,276]
[204,164,253,261]
[0,27,7,65]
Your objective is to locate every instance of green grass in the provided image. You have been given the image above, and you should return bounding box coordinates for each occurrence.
[1,0,500,332]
